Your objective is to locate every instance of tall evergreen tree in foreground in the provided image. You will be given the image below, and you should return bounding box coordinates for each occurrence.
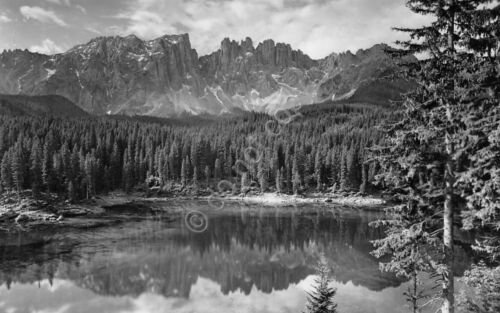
[371,1,499,313]
[303,255,338,313]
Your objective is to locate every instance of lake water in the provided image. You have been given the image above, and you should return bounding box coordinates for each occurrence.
[0,201,460,313]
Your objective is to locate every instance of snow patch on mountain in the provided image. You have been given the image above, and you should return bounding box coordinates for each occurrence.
[17,65,33,92]
[75,70,84,89]
[45,68,56,80]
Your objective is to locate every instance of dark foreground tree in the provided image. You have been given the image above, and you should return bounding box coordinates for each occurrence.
[371,1,499,313]
[303,255,338,313]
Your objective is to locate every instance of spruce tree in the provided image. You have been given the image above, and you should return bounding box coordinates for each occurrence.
[11,142,26,197]
[275,169,282,194]
[180,158,187,187]
[214,158,222,180]
[204,165,210,187]
[67,180,76,203]
[372,1,499,313]
[122,149,133,192]
[110,142,121,188]
[192,166,198,189]
[84,154,97,198]
[330,151,338,188]
[257,160,267,193]
[339,152,348,191]
[30,140,43,197]
[292,157,301,195]
[359,163,368,194]
[42,142,55,192]
[241,172,250,194]
[314,150,323,191]
[1,151,12,191]
[303,255,338,313]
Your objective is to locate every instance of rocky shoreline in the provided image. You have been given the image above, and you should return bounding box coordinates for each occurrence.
[0,190,386,233]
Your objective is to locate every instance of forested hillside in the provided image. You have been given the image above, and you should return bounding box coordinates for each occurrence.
[0,94,89,118]
[0,103,393,200]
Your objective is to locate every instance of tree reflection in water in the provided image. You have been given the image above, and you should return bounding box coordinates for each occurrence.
[0,202,471,313]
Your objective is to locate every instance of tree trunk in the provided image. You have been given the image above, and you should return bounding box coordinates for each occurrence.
[412,270,418,313]
[442,168,455,313]
[442,1,456,312]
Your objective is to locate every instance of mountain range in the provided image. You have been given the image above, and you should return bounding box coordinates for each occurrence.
[0,34,414,117]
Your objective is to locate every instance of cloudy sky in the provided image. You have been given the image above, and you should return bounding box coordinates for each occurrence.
[0,0,432,59]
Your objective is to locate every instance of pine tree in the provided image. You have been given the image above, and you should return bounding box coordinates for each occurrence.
[372,2,499,313]
[330,151,339,188]
[60,142,71,182]
[257,160,267,193]
[169,142,180,180]
[454,9,500,262]
[184,155,191,182]
[180,158,187,187]
[275,169,282,194]
[84,154,97,198]
[161,152,170,184]
[214,158,222,180]
[339,152,348,191]
[204,165,210,187]
[241,172,250,194]
[67,180,76,203]
[314,150,323,191]
[122,149,133,192]
[1,151,12,191]
[110,142,121,188]
[303,255,338,313]
[347,147,360,190]
[192,166,198,189]
[42,142,55,192]
[292,156,301,195]
[11,142,26,197]
[371,200,438,313]
[30,140,43,197]
[0,127,5,156]
[359,162,368,194]
[225,150,233,178]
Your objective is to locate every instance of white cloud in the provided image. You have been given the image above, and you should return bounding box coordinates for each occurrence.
[120,277,308,313]
[75,5,87,14]
[45,0,71,6]
[85,26,101,34]
[20,6,68,27]
[0,13,12,23]
[44,0,85,14]
[30,38,65,54]
[117,0,433,59]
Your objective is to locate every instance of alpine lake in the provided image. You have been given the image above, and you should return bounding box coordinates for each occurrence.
[0,200,472,313]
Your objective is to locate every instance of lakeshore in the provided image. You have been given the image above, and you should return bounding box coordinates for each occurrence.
[0,190,386,233]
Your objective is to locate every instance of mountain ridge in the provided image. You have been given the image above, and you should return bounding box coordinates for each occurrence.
[0,33,414,117]
[0,94,89,117]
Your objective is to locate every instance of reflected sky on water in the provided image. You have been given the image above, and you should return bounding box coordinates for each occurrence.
[0,201,468,313]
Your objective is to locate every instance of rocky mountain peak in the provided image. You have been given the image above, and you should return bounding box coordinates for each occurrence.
[155,33,191,45]
[204,37,316,74]
[241,37,254,52]
[0,33,413,117]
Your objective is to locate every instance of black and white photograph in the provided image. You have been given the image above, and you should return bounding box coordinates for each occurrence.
[0,0,499,312]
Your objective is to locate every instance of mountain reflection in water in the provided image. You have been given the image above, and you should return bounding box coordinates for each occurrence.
[0,202,455,313]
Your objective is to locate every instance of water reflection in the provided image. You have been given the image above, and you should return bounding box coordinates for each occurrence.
[0,202,463,313]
